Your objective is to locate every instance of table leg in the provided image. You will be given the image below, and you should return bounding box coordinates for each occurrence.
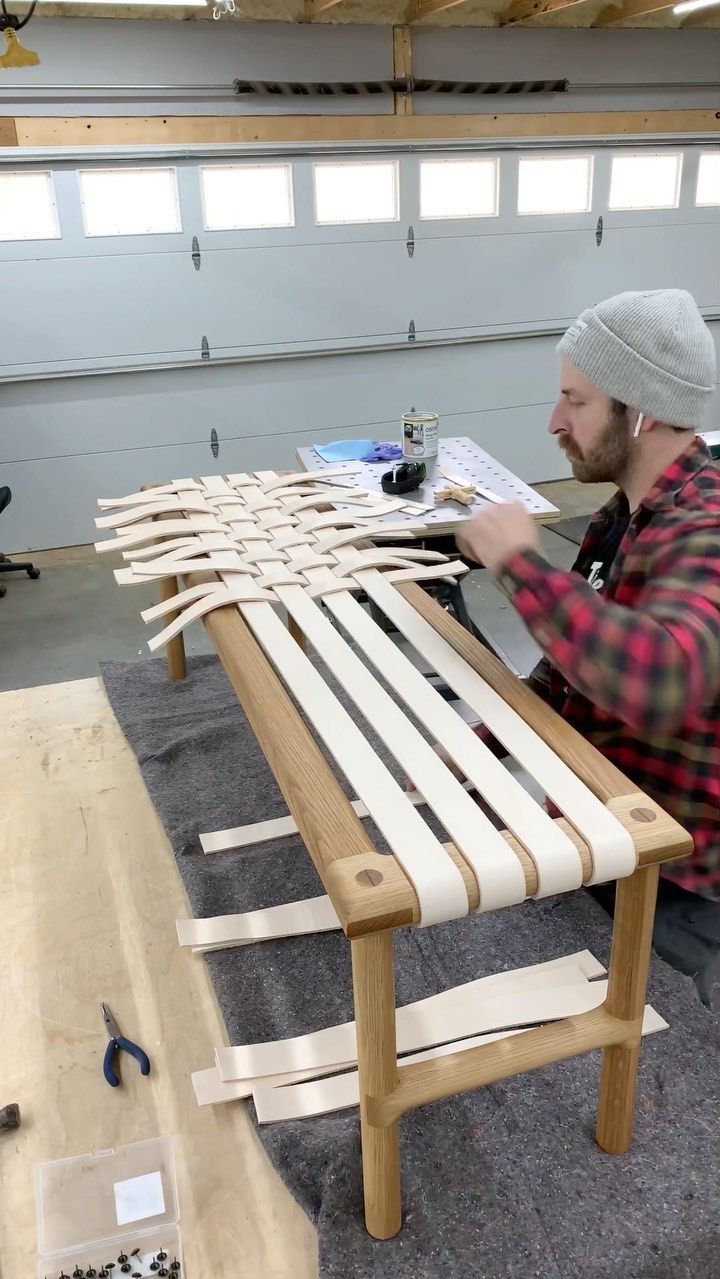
[596,863,659,1154]
[159,574,187,681]
[351,930,402,1239]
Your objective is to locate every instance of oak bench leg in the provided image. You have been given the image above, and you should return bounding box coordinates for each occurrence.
[287,613,307,652]
[159,573,187,681]
[596,863,659,1154]
[351,930,402,1239]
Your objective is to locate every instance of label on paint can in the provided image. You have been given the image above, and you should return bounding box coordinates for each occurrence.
[402,411,439,462]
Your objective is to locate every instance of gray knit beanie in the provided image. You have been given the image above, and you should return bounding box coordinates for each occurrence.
[557,289,716,428]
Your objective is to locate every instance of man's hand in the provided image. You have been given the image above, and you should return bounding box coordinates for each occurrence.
[456,503,539,577]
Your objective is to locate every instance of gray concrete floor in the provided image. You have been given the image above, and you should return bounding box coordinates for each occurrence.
[0,477,611,694]
[0,554,214,693]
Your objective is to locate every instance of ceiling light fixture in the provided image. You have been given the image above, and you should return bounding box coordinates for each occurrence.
[672,0,720,13]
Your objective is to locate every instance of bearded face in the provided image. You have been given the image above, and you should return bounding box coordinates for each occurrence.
[559,401,632,484]
[549,362,634,485]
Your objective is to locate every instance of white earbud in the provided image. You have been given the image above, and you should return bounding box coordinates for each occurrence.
[633,411,644,439]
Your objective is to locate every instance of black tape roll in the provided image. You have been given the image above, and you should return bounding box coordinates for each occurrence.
[381,461,426,495]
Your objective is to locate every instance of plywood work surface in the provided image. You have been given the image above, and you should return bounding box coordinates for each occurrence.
[0,677,317,1279]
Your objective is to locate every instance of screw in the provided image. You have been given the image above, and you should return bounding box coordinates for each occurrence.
[73,1269,84,1278]
[87,1271,97,1278]
[131,1252,140,1259]
[118,1257,128,1266]
[157,1253,167,1263]
[120,1268,131,1275]
[170,1263,181,1274]
[158,1271,169,1277]
[150,1263,159,1274]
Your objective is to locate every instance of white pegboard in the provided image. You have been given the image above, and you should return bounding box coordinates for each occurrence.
[296,437,559,529]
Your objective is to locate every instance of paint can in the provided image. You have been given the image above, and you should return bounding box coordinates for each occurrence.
[402,409,439,465]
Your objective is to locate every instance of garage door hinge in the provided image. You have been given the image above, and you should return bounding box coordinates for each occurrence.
[201,335,210,360]
[595,216,604,247]
[406,226,415,259]
[192,236,202,270]
[210,428,219,458]
[408,319,416,343]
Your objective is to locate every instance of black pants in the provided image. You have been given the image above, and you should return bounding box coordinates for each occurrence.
[589,878,720,1011]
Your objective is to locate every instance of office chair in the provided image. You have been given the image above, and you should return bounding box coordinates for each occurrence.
[0,486,40,598]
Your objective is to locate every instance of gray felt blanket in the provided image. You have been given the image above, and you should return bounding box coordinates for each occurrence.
[101,653,720,1279]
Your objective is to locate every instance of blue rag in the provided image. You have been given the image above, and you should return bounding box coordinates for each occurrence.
[314,439,375,463]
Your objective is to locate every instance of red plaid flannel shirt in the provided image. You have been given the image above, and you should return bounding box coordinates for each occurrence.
[495,437,720,899]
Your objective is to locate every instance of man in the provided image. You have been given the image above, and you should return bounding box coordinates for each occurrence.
[456,289,720,1007]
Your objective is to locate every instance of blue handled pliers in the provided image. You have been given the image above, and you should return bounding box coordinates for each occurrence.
[101,1002,151,1088]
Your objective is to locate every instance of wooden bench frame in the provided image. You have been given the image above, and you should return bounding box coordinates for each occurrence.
[150,501,691,1241]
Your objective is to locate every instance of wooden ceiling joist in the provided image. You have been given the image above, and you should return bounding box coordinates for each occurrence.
[594,0,682,22]
[501,0,592,24]
[393,26,413,116]
[8,110,718,149]
[303,0,345,18]
[407,0,471,22]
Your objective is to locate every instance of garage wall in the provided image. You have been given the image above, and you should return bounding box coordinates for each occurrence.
[1,22,718,552]
[0,22,717,116]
